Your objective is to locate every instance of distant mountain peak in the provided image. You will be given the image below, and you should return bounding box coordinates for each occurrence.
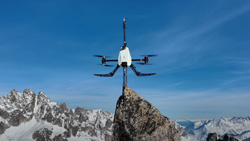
[0,89,114,141]
[178,116,250,141]
[23,89,35,94]
[38,91,46,96]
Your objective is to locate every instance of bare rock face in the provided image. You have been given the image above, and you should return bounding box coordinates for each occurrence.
[207,133,222,141]
[32,128,68,141]
[112,87,181,141]
[206,133,239,141]
[223,133,239,141]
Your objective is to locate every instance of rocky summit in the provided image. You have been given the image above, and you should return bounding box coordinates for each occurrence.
[112,87,181,141]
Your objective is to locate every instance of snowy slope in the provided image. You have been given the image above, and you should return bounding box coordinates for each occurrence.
[0,89,114,141]
[1,117,66,141]
[178,117,250,141]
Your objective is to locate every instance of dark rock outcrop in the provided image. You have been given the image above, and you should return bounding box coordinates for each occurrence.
[207,133,222,141]
[112,87,181,141]
[223,133,239,141]
[32,128,69,141]
[207,133,239,141]
[32,128,53,141]
[0,122,9,134]
[0,108,9,119]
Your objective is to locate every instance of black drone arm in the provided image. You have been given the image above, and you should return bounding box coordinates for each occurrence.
[105,59,118,62]
[94,64,120,77]
[132,59,144,61]
[132,58,148,64]
[130,64,157,76]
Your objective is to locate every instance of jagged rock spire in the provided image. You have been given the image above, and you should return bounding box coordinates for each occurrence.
[112,87,181,141]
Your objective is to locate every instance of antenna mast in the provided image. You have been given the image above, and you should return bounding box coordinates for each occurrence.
[122,18,127,90]
[123,18,127,47]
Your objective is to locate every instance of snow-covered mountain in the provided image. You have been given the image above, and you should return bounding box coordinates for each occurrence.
[2,89,249,141]
[178,117,250,141]
[0,89,113,141]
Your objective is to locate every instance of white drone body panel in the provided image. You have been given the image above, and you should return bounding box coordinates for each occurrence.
[118,47,132,67]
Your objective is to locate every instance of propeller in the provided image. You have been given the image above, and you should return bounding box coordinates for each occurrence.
[147,54,158,57]
[137,54,158,65]
[94,55,113,67]
[94,55,103,58]
[141,54,158,57]
[136,62,153,65]
[98,64,114,67]
[104,64,114,67]
[93,55,111,58]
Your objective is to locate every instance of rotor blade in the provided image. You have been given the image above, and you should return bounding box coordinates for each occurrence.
[136,62,146,65]
[104,64,114,67]
[94,55,103,57]
[147,54,158,57]
[141,54,158,57]
[97,64,114,67]
[136,62,153,65]
[93,55,111,58]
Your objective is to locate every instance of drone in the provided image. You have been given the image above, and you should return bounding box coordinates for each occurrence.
[94,18,157,88]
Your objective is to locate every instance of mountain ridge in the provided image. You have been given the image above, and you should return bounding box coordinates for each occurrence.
[0,89,113,141]
[1,89,249,141]
[178,116,250,141]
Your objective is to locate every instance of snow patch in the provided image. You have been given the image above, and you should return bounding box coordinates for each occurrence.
[0,117,66,141]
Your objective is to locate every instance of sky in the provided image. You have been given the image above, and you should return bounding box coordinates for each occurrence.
[0,0,250,120]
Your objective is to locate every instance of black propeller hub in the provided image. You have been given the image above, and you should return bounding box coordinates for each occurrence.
[102,57,106,65]
[144,56,149,64]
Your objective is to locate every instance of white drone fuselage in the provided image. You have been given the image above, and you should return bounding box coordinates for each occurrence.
[118,46,132,67]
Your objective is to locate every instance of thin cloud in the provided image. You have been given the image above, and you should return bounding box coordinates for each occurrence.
[144,4,250,72]
[137,88,250,119]
[180,5,250,40]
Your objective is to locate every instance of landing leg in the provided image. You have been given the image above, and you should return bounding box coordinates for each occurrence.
[123,67,127,91]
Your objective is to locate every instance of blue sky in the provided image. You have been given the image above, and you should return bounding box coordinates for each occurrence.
[0,0,250,120]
